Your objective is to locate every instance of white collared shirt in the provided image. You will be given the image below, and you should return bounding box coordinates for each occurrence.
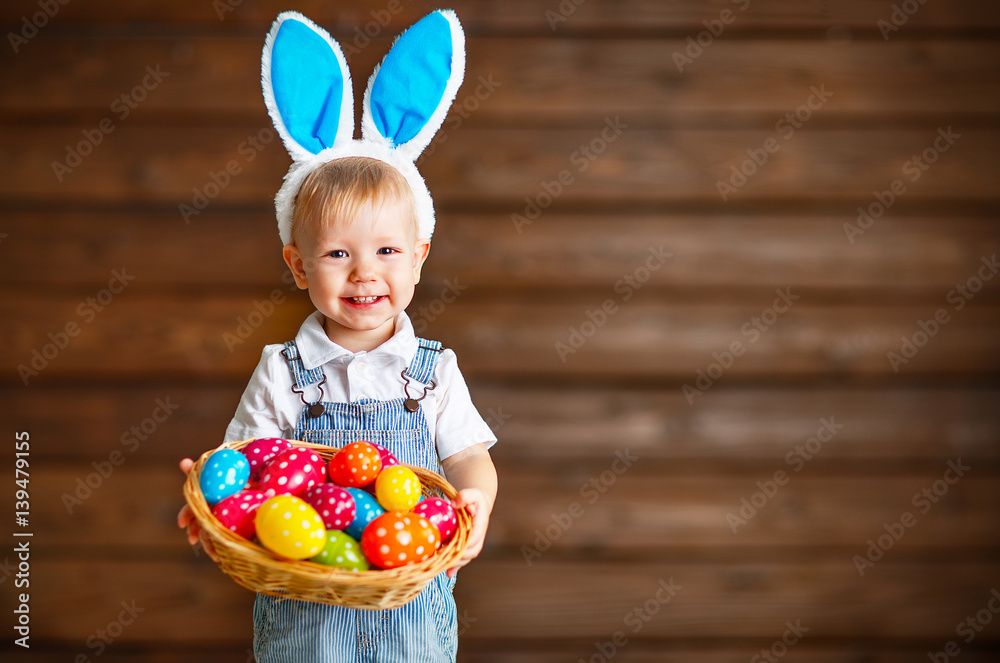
[224,311,497,460]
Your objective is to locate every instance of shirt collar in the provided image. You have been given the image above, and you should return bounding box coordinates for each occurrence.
[294,310,418,371]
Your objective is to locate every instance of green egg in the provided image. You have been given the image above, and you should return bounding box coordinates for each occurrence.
[310,530,370,571]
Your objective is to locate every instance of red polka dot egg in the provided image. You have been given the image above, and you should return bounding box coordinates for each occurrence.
[211,489,269,539]
[413,497,458,544]
[259,447,327,497]
[361,511,441,569]
[328,442,382,487]
[302,484,356,530]
[241,437,294,482]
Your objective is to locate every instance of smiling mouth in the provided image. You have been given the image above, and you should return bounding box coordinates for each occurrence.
[344,296,385,304]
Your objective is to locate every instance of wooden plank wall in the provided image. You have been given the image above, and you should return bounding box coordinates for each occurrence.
[2,0,999,660]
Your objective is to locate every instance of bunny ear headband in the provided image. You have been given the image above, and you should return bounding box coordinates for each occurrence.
[262,9,465,244]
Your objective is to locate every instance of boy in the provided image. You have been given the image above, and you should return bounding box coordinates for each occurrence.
[178,157,497,661]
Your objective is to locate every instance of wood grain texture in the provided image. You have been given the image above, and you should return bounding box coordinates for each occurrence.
[1,0,998,30]
[3,385,997,462]
[2,126,997,204]
[3,39,999,118]
[2,559,997,642]
[21,466,1000,551]
[4,212,1000,297]
[4,296,1000,380]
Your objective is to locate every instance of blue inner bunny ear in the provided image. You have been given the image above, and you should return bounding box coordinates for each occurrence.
[370,12,452,146]
[271,18,345,153]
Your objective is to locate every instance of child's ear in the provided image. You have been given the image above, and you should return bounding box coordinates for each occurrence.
[282,244,310,289]
[412,239,431,284]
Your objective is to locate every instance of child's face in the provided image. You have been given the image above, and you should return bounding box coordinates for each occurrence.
[283,196,430,351]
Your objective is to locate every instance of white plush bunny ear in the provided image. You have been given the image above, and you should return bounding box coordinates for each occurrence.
[361,9,465,162]
[262,12,354,162]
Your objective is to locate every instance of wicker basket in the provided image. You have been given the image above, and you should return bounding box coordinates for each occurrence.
[183,438,471,610]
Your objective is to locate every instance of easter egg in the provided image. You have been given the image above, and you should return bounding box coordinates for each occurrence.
[309,530,370,571]
[241,438,295,482]
[212,489,268,539]
[343,487,385,540]
[200,449,251,505]
[361,512,441,569]
[302,484,356,530]
[413,497,458,544]
[259,447,327,497]
[371,443,400,469]
[328,442,382,487]
[374,465,422,512]
[255,495,326,560]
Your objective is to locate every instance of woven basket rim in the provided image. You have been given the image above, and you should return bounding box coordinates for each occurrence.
[183,438,472,608]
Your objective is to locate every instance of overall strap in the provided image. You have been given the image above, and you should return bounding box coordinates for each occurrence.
[282,340,325,388]
[404,338,443,384]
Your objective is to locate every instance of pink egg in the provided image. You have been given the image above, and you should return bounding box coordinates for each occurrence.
[413,497,458,544]
[259,447,327,497]
[212,489,268,539]
[241,438,295,482]
[371,443,400,469]
[302,484,356,530]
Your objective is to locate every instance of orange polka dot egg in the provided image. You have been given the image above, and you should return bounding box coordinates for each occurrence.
[328,442,382,487]
[361,511,442,569]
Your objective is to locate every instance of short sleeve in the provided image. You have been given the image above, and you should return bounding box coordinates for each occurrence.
[223,345,298,443]
[432,349,497,461]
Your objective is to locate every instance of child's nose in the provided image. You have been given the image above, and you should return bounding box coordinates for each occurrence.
[350,259,377,282]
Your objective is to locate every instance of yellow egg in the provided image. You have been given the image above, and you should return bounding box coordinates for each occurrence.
[375,466,422,512]
[255,495,326,560]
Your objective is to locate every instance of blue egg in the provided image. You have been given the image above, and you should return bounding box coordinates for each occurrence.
[343,488,385,540]
[200,449,251,506]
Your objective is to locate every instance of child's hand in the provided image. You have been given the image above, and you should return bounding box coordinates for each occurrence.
[447,487,490,578]
[177,458,219,562]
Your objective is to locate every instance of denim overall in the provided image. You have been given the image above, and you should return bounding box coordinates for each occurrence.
[252,338,458,663]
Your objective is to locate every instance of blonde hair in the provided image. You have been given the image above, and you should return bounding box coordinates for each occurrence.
[290,157,418,244]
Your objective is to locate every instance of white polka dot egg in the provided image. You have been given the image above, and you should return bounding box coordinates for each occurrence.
[361,511,441,569]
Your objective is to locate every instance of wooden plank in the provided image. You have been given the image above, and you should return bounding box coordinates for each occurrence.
[2,126,997,204]
[3,212,999,297]
[3,384,997,462]
[19,465,1000,550]
[4,296,1000,381]
[1,0,998,30]
[2,559,997,642]
[4,39,1000,118]
[3,646,999,663]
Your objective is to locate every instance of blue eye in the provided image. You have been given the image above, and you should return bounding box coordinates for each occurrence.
[327,250,347,258]
[377,247,399,255]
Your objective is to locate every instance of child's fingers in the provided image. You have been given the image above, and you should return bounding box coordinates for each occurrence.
[179,458,195,474]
